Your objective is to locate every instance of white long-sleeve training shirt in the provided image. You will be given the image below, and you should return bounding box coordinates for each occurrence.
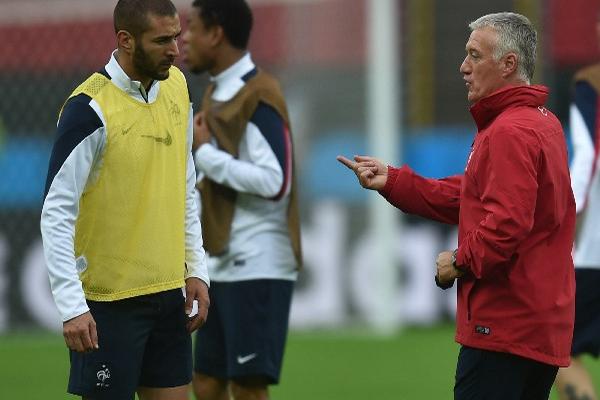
[40,51,209,322]
[194,53,298,282]
[569,78,600,269]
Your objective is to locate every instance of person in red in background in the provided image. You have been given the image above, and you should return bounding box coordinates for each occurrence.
[339,12,575,400]
[554,12,600,400]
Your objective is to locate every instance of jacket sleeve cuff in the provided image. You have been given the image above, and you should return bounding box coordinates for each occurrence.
[455,246,471,274]
[185,263,210,288]
[59,294,90,323]
[378,165,399,198]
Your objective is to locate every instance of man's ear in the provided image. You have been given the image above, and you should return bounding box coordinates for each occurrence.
[208,25,225,47]
[117,30,135,54]
[502,52,518,78]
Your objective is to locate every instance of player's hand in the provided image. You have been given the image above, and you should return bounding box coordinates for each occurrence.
[337,155,388,191]
[436,250,464,287]
[185,277,210,333]
[63,311,99,353]
[192,111,212,151]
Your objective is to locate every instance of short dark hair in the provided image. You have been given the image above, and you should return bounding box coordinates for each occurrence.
[114,0,178,37]
[191,0,253,49]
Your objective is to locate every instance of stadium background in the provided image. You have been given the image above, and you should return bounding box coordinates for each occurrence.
[0,0,598,398]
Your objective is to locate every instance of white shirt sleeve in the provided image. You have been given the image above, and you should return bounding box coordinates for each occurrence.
[184,105,210,285]
[569,103,596,214]
[193,121,284,198]
[40,126,105,322]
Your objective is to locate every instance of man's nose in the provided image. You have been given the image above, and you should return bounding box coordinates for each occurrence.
[459,58,470,74]
[168,39,180,57]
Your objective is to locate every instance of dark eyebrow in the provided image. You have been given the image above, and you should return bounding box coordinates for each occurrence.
[153,30,181,42]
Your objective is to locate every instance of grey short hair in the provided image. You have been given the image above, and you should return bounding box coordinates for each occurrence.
[469,12,537,83]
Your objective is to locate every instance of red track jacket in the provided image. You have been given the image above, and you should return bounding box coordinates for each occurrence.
[381,85,575,366]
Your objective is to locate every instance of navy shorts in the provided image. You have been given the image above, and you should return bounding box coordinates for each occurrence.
[194,279,293,384]
[572,268,600,357]
[454,346,558,400]
[68,288,192,399]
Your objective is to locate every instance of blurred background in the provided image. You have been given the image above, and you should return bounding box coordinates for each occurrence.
[0,0,598,398]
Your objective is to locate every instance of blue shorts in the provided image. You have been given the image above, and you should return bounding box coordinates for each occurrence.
[454,346,557,400]
[572,268,600,357]
[68,289,192,399]
[194,279,293,384]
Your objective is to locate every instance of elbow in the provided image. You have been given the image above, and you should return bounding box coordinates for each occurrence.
[264,179,284,198]
[262,171,285,199]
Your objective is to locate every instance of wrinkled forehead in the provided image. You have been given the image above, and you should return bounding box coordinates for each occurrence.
[465,27,498,52]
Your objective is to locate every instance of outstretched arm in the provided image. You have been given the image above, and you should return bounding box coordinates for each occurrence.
[337,154,462,225]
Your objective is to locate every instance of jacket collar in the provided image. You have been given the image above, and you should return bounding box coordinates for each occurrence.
[470,85,549,131]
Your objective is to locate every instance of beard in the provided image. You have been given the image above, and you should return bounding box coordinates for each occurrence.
[133,41,173,81]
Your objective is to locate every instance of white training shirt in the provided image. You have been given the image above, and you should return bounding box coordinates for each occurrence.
[569,78,600,269]
[194,53,298,282]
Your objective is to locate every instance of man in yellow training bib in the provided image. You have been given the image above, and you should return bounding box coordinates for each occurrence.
[40,1,210,399]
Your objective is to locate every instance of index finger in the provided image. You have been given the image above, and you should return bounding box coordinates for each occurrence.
[336,155,356,170]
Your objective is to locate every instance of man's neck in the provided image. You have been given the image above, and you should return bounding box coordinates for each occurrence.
[210,48,246,76]
[115,50,153,90]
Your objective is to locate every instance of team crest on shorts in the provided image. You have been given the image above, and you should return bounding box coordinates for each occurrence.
[96,364,111,388]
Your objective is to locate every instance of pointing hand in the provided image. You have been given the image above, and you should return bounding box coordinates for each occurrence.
[337,155,389,191]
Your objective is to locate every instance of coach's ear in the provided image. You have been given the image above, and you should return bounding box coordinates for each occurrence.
[501,52,518,79]
[116,30,135,55]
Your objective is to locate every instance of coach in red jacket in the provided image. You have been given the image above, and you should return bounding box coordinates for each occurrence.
[339,12,575,400]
